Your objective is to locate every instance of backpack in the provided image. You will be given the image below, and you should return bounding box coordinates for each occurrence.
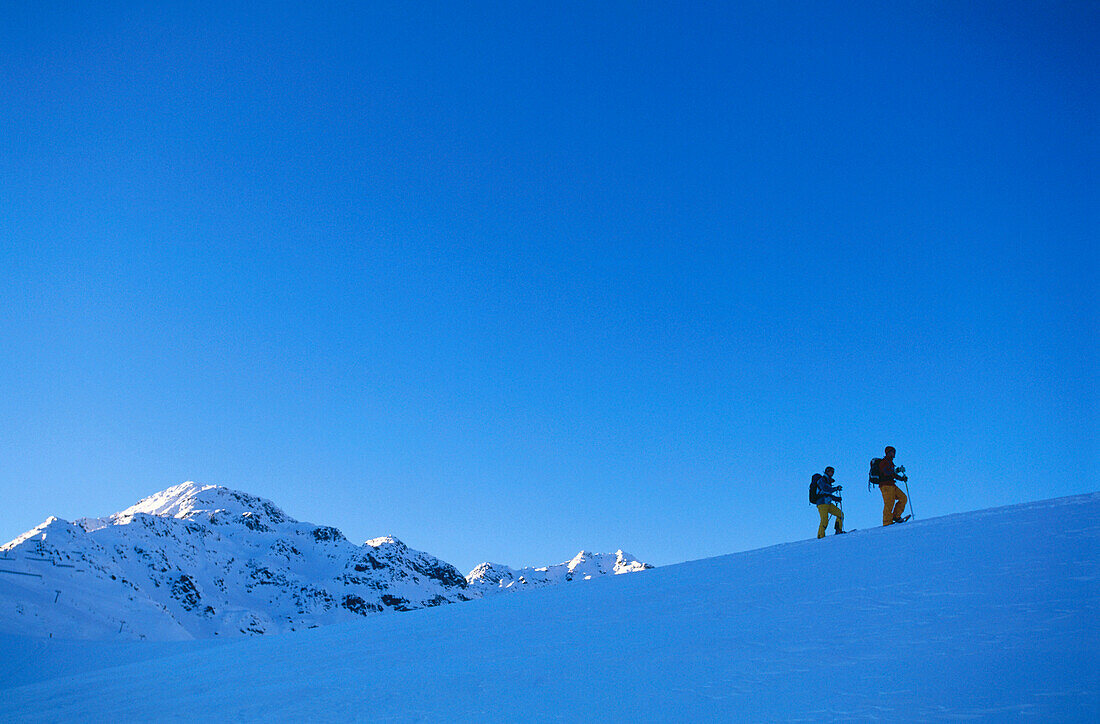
[809,473,823,505]
[868,458,882,490]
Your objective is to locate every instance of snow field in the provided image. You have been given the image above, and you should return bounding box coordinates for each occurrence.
[1,493,1098,721]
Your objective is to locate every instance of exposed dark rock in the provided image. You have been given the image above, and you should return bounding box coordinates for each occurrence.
[312,526,346,543]
[342,594,382,616]
[239,513,270,533]
[171,574,202,611]
[380,594,412,611]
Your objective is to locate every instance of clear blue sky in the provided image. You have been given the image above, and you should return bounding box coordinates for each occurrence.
[2,1,1096,573]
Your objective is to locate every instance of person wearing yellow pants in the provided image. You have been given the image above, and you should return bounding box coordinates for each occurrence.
[877,446,909,525]
[881,483,907,526]
[811,466,845,538]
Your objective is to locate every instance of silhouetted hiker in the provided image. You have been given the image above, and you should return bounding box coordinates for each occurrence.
[810,466,845,538]
[876,446,909,525]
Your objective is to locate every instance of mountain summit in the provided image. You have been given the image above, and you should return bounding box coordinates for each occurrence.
[104,482,291,524]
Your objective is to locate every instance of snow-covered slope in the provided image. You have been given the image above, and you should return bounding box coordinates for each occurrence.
[1,493,1097,721]
[466,550,651,595]
[0,483,473,639]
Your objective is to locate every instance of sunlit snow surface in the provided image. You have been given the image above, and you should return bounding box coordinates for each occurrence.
[2,493,1098,721]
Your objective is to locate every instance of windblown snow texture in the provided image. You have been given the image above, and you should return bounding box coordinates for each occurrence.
[1,493,1097,721]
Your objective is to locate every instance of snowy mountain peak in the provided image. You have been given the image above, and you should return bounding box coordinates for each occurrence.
[1,516,74,551]
[116,481,214,518]
[365,535,403,549]
[111,482,292,526]
[567,550,592,566]
[612,550,650,574]
[565,549,650,577]
[466,562,510,584]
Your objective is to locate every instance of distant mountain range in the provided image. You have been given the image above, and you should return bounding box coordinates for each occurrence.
[0,482,651,640]
[466,550,650,595]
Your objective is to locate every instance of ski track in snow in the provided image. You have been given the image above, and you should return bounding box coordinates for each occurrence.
[1,493,1098,722]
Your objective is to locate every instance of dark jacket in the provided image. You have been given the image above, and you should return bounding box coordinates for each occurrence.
[877,459,906,487]
[813,473,841,505]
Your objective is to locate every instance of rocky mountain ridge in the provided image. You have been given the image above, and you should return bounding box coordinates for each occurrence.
[0,482,651,640]
[466,550,652,595]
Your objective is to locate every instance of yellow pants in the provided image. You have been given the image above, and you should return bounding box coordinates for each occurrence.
[817,503,843,538]
[881,485,908,525]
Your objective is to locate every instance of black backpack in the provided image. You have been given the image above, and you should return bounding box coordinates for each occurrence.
[809,473,823,505]
[868,458,882,490]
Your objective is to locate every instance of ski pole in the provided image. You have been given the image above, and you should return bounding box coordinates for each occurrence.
[903,480,913,519]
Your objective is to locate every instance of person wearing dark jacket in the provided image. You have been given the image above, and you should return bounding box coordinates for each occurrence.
[812,466,845,538]
[878,446,909,525]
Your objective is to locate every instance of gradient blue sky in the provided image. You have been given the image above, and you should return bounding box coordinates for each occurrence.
[2,1,1096,573]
